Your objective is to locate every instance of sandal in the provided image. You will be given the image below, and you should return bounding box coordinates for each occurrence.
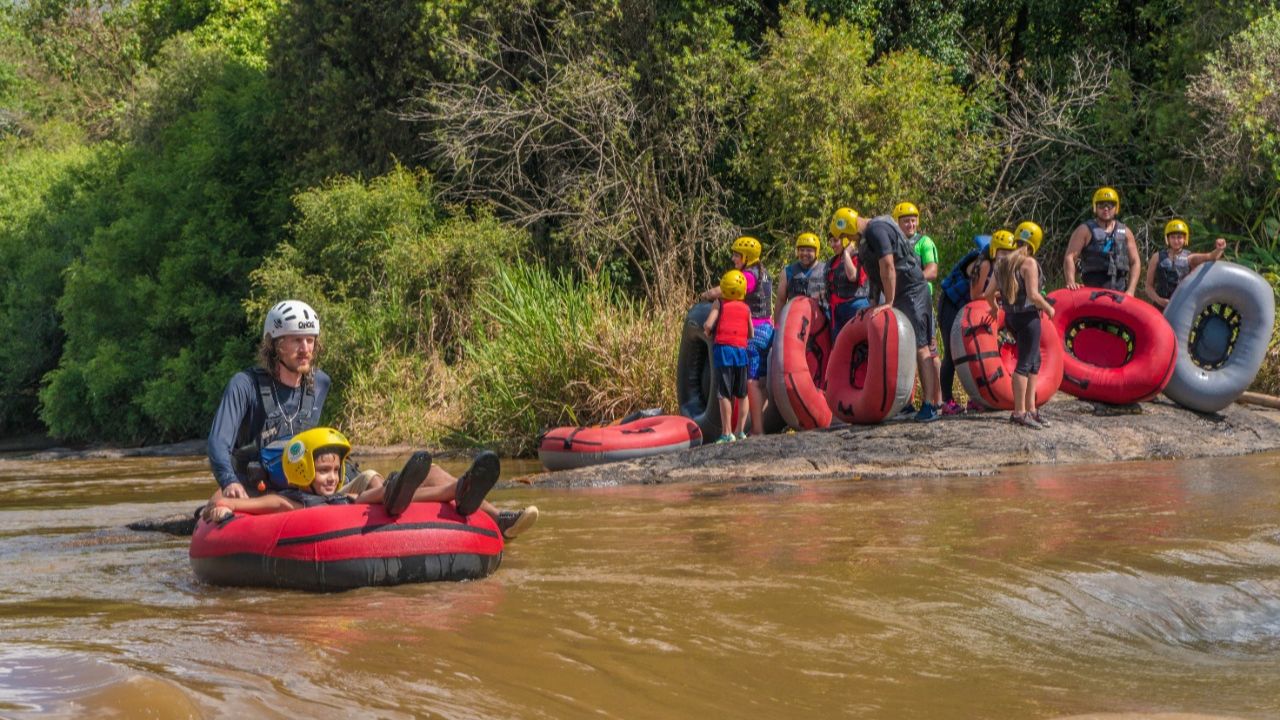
[383,450,432,516]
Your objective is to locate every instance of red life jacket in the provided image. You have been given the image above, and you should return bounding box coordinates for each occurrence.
[714,300,751,348]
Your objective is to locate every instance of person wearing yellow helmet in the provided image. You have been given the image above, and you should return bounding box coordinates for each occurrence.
[856,211,942,422]
[894,202,942,413]
[205,302,538,539]
[698,236,774,437]
[201,429,502,522]
[826,208,871,340]
[986,225,1056,429]
[1064,186,1141,294]
[703,270,755,443]
[772,232,828,325]
[1143,219,1227,309]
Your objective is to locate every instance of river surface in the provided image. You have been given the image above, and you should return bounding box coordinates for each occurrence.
[1,450,1279,719]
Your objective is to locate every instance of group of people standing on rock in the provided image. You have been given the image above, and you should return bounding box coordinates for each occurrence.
[699,186,1228,438]
[199,300,539,538]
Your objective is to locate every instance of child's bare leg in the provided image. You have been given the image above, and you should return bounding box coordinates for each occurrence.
[747,380,765,435]
[718,396,733,437]
[1011,373,1028,415]
[1025,372,1038,414]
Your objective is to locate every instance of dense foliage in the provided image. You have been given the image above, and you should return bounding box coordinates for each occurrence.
[2,0,1279,447]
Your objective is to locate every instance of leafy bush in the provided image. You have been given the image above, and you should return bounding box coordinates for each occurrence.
[455,265,681,456]
[0,137,110,433]
[247,165,526,445]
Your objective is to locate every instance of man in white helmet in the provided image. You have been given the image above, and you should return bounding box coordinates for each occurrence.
[206,300,538,539]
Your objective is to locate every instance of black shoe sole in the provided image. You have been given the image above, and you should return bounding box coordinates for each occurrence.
[455,451,500,516]
[383,450,432,516]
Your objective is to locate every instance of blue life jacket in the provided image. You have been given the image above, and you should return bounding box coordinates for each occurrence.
[940,235,991,305]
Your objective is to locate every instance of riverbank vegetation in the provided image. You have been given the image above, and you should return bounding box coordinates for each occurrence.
[2,0,1279,450]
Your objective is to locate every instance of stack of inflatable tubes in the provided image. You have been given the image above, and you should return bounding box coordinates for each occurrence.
[190,502,504,592]
[824,307,916,424]
[538,415,702,471]
[951,300,1064,410]
[1163,261,1275,413]
[676,302,786,438]
[768,296,832,430]
[1048,288,1177,404]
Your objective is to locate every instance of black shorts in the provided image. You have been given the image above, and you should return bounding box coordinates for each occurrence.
[1004,309,1042,375]
[893,283,933,350]
[717,364,748,399]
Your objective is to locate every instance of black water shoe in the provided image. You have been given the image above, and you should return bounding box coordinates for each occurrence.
[383,450,432,516]
[455,451,500,516]
[496,506,539,540]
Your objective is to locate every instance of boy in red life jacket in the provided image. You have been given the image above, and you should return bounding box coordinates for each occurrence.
[702,270,754,444]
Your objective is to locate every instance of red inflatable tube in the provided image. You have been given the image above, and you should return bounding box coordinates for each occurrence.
[1048,288,1177,404]
[767,297,832,430]
[823,307,916,424]
[538,415,702,471]
[190,502,504,592]
[952,300,1065,410]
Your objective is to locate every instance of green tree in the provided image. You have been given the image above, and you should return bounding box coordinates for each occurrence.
[733,4,991,245]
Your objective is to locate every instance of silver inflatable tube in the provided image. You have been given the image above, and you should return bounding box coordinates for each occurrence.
[1163,261,1275,413]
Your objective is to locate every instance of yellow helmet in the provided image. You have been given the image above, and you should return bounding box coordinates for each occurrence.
[989,230,1016,259]
[1092,186,1120,212]
[1014,221,1044,255]
[283,427,351,489]
[829,207,860,239]
[720,270,747,301]
[795,232,821,253]
[731,236,762,267]
[1164,219,1190,241]
[892,202,920,221]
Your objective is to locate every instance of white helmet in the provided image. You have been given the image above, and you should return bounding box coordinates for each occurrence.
[263,300,320,340]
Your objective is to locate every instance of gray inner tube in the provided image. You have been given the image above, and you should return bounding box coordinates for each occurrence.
[677,302,727,438]
[676,302,785,438]
[1163,261,1275,413]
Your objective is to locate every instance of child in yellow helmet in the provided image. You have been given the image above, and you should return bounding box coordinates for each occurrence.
[826,208,871,340]
[703,271,754,442]
[773,232,828,324]
[699,236,774,437]
[201,428,508,528]
[1143,219,1226,310]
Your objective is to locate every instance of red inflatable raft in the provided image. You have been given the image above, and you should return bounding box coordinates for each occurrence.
[951,300,1065,410]
[190,502,503,592]
[767,296,832,430]
[1048,288,1177,404]
[538,415,702,471]
[824,307,917,424]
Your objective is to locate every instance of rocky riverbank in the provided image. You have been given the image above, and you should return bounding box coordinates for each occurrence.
[527,397,1280,488]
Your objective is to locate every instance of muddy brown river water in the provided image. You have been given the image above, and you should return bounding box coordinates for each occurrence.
[1,450,1278,719]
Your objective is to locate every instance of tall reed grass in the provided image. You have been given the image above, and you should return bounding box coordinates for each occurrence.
[453,265,681,456]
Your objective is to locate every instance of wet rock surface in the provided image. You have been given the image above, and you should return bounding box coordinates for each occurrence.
[525,397,1280,488]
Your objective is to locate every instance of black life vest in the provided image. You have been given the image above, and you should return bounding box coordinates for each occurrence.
[941,248,983,305]
[1000,259,1044,313]
[1154,249,1191,299]
[827,253,870,304]
[785,260,827,301]
[1080,219,1131,280]
[743,264,772,320]
[232,367,320,490]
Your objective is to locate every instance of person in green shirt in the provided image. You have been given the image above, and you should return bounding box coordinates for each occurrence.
[895,202,942,412]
